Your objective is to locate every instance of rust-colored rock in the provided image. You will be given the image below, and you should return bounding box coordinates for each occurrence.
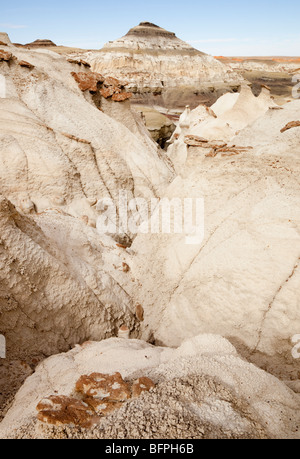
[104,76,121,87]
[71,71,105,92]
[185,135,208,143]
[185,136,227,150]
[218,146,253,157]
[99,76,132,101]
[136,304,144,322]
[205,106,217,118]
[75,372,131,402]
[132,377,156,397]
[184,135,209,146]
[68,58,91,68]
[36,372,157,426]
[0,41,7,46]
[122,262,130,273]
[280,121,300,133]
[100,86,118,99]
[111,92,132,102]
[18,60,35,69]
[205,145,253,158]
[0,49,13,62]
[205,149,219,158]
[116,243,128,249]
[71,70,131,101]
[36,395,98,428]
[80,60,91,68]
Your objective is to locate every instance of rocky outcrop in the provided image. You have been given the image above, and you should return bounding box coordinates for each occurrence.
[73,22,242,110]
[24,39,57,48]
[71,71,104,91]
[0,33,11,46]
[67,58,91,67]
[0,49,14,62]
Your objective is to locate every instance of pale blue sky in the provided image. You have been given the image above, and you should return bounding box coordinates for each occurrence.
[1,0,300,55]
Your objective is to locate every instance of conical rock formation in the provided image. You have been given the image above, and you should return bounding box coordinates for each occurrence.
[75,22,242,109]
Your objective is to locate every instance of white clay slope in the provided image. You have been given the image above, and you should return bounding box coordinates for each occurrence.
[0,335,299,439]
[0,38,173,385]
[127,97,300,379]
[0,41,173,219]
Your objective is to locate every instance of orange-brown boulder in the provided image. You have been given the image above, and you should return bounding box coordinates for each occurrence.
[71,71,104,92]
[36,395,99,428]
[112,92,132,102]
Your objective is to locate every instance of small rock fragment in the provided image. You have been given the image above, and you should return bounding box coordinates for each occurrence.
[122,262,130,273]
[18,60,34,69]
[136,304,144,322]
[280,121,300,133]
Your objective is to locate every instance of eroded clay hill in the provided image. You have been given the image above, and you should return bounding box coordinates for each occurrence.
[74,22,242,109]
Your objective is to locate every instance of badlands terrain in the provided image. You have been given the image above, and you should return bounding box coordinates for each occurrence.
[0,25,299,439]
